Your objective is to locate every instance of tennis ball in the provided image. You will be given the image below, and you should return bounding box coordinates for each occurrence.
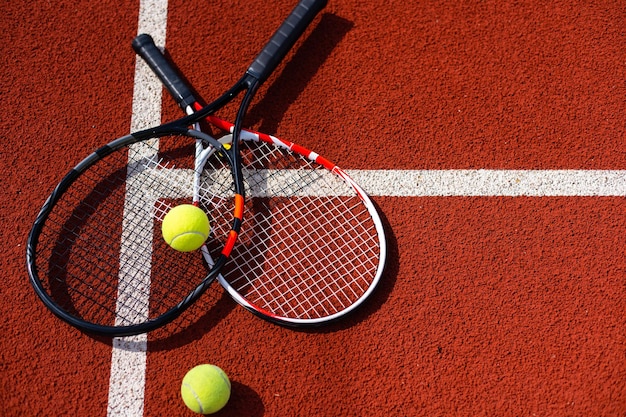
[181,364,231,414]
[161,204,210,252]
[217,142,231,157]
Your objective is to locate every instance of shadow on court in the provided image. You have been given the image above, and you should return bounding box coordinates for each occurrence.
[247,13,355,135]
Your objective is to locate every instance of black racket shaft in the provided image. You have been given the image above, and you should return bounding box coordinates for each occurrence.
[133,0,327,110]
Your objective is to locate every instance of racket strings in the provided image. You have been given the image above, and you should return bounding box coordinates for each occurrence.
[34,136,235,328]
[218,140,381,320]
[241,143,348,197]
[233,207,377,319]
[233,197,377,317]
[39,157,139,324]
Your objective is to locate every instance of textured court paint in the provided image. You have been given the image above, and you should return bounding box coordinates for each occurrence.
[2,0,140,415]
[142,198,626,417]
[4,0,626,416]
[144,0,626,416]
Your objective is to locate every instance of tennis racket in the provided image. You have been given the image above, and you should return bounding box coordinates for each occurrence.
[133,27,387,326]
[26,0,328,336]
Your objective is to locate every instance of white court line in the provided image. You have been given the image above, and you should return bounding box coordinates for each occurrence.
[349,169,626,197]
[106,0,168,416]
[131,168,626,197]
[104,1,625,415]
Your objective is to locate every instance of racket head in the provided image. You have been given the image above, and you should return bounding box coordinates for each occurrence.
[205,121,387,326]
[26,129,242,336]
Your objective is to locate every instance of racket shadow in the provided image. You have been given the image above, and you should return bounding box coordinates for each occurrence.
[246,13,355,134]
[89,201,397,347]
[145,286,236,351]
[86,287,237,350]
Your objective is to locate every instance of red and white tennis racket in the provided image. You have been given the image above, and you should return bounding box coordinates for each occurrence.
[133,30,387,327]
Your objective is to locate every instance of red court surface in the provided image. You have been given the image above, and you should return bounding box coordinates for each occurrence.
[2,0,625,416]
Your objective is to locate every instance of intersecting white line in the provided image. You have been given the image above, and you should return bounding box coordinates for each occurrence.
[106,1,168,416]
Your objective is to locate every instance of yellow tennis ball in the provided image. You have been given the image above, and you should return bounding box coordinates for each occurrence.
[161,204,210,252]
[181,364,231,414]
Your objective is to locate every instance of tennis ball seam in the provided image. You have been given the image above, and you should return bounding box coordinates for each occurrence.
[182,382,205,414]
[168,231,208,245]
[218,371,231,389]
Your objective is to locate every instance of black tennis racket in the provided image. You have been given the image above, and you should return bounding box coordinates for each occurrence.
[27,0,328,336]
[132,26,387,326]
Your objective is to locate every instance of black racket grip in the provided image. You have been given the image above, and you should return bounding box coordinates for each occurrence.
[247,0,327,82]
[132,34,196,109]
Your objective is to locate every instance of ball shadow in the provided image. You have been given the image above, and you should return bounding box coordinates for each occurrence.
[217,381,265,417]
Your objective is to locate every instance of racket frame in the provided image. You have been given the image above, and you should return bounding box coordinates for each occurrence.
[133,21,387,327]
[26,0,328,336]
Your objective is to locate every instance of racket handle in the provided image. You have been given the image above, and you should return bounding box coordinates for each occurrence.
[132,34,197,109]
[247,0,327,82]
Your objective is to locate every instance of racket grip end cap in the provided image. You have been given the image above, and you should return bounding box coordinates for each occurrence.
[132,33,197,109]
